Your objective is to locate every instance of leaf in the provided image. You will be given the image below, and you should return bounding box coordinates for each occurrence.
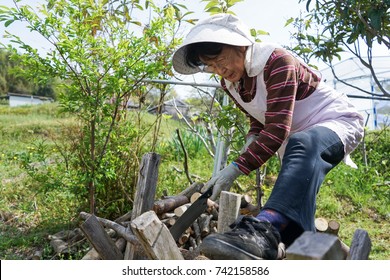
[368,9,382,31]
[250,28,256,37]
[284,17,295,27]
[162,113,172,120]
[227,0,244,7]
[306,0,312,12]
[165,5,175,20]
[204,0,220,10]
[130,21,142,26]
[205,7,221,13]
[4,19,14,27]
[256,30,270,36]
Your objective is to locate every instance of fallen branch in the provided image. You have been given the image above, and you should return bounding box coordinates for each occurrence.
[80,212,139,245]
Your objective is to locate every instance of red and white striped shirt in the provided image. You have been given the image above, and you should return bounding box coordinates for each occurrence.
[222,48,321,175]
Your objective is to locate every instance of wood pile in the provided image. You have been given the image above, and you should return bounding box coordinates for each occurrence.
[39,181,260,260]
[76,181,259,260]
[39,153,372,260]
[285,217,372,260]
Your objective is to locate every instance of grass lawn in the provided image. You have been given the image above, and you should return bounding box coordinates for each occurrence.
[0,103,389,260]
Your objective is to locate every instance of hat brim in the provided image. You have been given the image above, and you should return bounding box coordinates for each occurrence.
[172,23,253,75]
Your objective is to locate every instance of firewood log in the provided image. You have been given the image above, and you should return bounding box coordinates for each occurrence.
[114,210,132,224]
[194,254,210,260]
[31,250,42,260]
[161,217,176,227]
[67,228,85,245]
[286,232,345,260]
[207,199,219,210]
[82,248,101,260]
[160,212,176,219]
[210,225,218,234]
[48,230,76,241]
[80,214,124,260]
[180,248,202,260]
[116,237,127,253]
[80,212,139,245]
[189,236,197,249]
[218,191,241,234]
[348,229,371,260]
[239,203,260,216]
[198,213,212,237]
[240,194,252,208]
[179,231,191,245]
[210,220,218,230]
[315,217,329,233]
[192,220,202,246]
[208,206,219,220]
[130,210,184,260]
[50,239,69,254]
[328,220,340,235]
[177,182,204,199]
[190,192,202,203]
[174,203,191,217]
[153,195,189,215]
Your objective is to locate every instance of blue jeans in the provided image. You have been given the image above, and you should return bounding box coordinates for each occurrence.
[263,126,345,245]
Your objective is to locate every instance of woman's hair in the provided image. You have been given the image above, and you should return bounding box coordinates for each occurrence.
[185,42,224,68]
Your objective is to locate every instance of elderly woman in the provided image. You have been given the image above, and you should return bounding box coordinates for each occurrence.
[172,14,363,260]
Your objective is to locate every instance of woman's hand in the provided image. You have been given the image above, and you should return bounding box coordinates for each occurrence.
[202,163,242,200]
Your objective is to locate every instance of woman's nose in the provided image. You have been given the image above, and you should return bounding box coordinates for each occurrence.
[215,64,227,75]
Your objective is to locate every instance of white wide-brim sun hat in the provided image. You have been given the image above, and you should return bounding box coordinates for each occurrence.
[172,13,254,75]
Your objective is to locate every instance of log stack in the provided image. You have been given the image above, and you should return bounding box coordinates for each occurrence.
[69,182,256,260]
[45,194,371,261]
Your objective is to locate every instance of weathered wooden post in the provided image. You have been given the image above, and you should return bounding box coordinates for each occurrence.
[124,152,161,260]
[131,210,184,260]
[80,214,124,260]
[217,191,241,233]
[348,229,372,260]
[286,231,345,260]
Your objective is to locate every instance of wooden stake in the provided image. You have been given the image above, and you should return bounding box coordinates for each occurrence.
[80,214,123,260]
[286,231,345,260]
[218,191,241,233]
[348,229,371,260]
[130,210,184,260]
[125,152,160,260]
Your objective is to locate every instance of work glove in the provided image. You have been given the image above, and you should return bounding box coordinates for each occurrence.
[202,163,243,201]
[240,134,259,154]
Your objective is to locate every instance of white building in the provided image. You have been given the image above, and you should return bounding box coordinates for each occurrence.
[5,93,53,107]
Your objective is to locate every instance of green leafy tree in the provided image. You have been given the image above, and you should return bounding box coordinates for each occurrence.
[0,49,57,96]
[287,0,390,98]
[0,0,191,216]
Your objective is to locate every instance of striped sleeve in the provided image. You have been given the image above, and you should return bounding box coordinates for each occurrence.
[235,49,299,175]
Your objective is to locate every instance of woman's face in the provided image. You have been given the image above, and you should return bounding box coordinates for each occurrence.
[200,45,247,82]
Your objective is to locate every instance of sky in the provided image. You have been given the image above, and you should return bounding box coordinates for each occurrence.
[2,0,388,70]
[0,0,316,92]
[1,0,389,128]
[0,0,308,55]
